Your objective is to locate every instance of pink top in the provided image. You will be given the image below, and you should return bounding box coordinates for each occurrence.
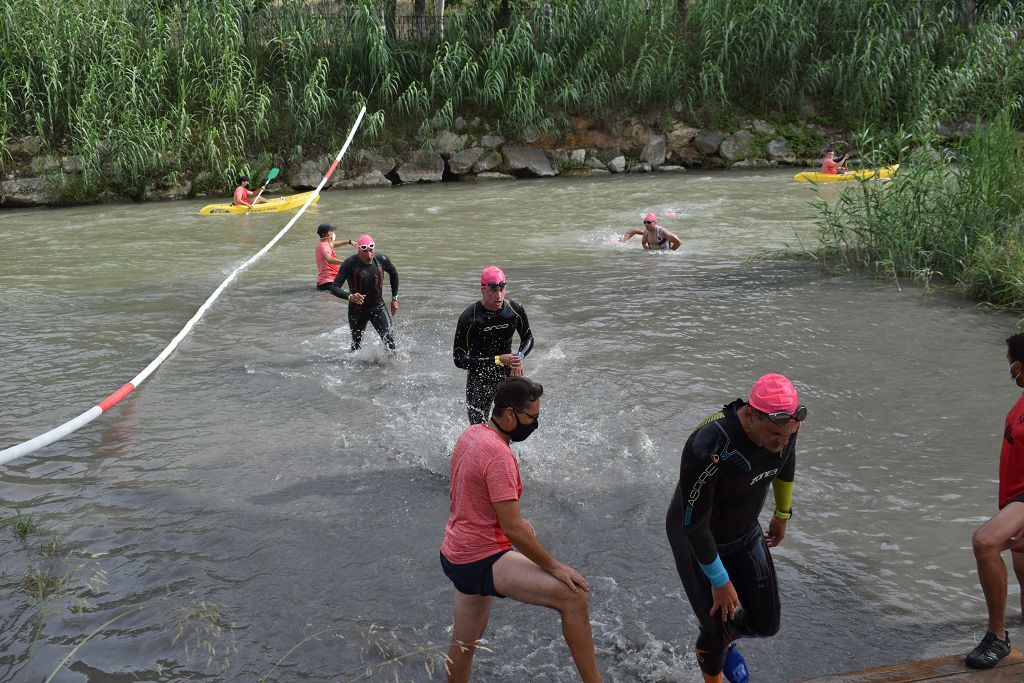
[1000,393,1024,508]
[821,157,841,175]
[233,185,253,206]
[315,241,339,285]
[441,423,522,564]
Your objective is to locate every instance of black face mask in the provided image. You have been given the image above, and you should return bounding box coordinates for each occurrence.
[495,410,539,442]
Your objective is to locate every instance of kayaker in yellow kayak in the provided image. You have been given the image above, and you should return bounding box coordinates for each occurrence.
[232,175,270,207]
[820,150,849,176]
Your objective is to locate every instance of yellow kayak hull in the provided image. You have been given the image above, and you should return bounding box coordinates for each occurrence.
[198,190,320,216]
[793,164,899,183]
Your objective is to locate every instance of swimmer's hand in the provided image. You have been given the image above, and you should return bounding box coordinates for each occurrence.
[710,582,740,622]
[764,516,787,547]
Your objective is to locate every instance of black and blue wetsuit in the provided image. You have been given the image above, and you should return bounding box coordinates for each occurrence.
[453,299,534,424]
[330,253,399,351]
[665,399,796,677]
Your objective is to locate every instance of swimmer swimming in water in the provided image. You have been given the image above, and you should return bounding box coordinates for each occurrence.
[622,213,681,251]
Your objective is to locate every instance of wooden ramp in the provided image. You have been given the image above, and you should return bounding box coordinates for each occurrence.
[801,650,1024,682]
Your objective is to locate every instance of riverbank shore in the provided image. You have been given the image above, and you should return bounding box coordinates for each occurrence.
[0,114,963,208]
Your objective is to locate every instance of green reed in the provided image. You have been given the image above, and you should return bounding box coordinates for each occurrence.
[814,112,1024,311]
[1,0,1022,197]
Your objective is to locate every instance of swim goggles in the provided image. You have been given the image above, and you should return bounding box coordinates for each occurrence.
[757,405,807,425]
[643,220,654,225]
[484,282,506,291]
[358,243,375,251]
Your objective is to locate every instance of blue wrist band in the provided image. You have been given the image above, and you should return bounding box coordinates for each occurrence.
[698,556,729,588]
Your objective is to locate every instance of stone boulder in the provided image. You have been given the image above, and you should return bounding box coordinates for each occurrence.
[640,135,667,167]
[341,170,393,188]
[9,135,43,158]
[751,120,777,136]
[30,155,61,175]
[585,156,607,171]
[480,134,505,149]
[365,153,396,177]
[0,177,52,207]
[655,165,686,173]
[62,155,85,173]
[607,155,627,173]
[454,116,467,131]
[432,131,467,156]
[464,172,515,182]
[449,148,484,175]
[731,158,773,168]
[569,149,586,164]
[472,150,503,173]
[291,155,335,189]
[767,139,796,165]
[693,129,724,155]
[720,130,754,162]
[667,126,700,163]
[502,146,555,177]
[627,162,652,173]
[396,151,445,183]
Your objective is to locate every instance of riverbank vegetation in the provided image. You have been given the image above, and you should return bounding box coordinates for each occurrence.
[814,114,1024,314]
[2,0,1022,192]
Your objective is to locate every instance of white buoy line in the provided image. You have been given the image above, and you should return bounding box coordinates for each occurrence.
[0,106,368,467]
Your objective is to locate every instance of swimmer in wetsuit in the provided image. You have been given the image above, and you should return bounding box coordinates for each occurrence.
[622,212,681,251]
[329,233,399,352]
[453,266,534,424]
[665,374,805,683]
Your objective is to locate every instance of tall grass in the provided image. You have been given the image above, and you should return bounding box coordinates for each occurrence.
[1,0,1022,196]
[814,112,1024,310]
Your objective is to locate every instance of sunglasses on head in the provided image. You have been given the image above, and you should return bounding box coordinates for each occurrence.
[358,243,375,251]
[483,282,506,291]
[757,405,807,426]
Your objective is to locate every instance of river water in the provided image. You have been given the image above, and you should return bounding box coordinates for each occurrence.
[0,170,1018,682]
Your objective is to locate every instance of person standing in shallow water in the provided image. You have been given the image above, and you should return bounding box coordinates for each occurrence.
[453,266,534,424]
[439,377,603,683]
[329,234,399,352]
[314,223,355,291]
[965,333,1024,669]
[666,373,805,683]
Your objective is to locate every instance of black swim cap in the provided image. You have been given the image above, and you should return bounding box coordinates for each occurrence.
[316,223,334,237]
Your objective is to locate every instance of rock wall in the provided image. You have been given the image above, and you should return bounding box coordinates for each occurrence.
[0,117,888,208]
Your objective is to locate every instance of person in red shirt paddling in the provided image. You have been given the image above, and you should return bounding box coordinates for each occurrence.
[232,175,270,207]
[440,377,603,683]
[966,333,1024,669]
[820,150,848,175]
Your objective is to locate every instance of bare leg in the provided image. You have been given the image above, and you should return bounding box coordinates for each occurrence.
[492,551,603,683]
[972,502,1024,635]
[447,592,493,683]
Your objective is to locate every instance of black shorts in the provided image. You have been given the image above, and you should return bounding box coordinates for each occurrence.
[1011,493,1024,505]
[440,549,511,598]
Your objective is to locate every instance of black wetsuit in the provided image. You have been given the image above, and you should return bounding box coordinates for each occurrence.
[665,399,796,677]
[329,253,399,351]
[453,299,534,424]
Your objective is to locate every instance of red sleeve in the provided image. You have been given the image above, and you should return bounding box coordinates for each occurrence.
[484,452,521,503]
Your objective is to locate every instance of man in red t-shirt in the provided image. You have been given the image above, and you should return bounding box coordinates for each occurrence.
[820,150,848,175]
[314,223,355,290]
[967,333,1024,669]
[440,377,603,683]
[232,175,270,207]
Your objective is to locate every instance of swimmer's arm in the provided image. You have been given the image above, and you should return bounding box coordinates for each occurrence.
[622,228,644,241]
[380,255,399,298]
[666,231,682,250]
[328,260,353,300]
[510,300,534,358]
[677,449,721,566]
[453,313,491,370]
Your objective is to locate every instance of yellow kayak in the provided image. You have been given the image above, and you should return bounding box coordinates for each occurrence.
[793,164,899,183]
[198,190,319,216]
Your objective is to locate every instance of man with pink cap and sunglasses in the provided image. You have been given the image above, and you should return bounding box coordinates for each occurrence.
[622,213,681,251]
[666,373,806,683]
[329,234,400,352]
[453,266,534,424]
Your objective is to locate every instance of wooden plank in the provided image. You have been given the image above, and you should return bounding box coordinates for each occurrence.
[801,650,1024,682]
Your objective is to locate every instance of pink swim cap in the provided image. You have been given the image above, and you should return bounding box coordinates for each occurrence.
[747,374,800,413]
[644,213,657,222]
[480,265,506,284]
[356,234,374,247]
